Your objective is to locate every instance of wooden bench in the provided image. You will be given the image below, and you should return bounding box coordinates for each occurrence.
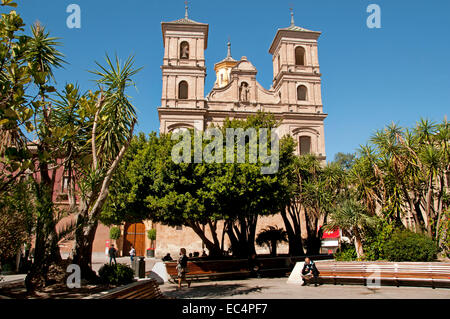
[99,279,166,299]
[165,259,251,282]
[310,261,450,288]
[164,256,321,282]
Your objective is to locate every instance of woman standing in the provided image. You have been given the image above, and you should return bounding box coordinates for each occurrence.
[176,248,191,290]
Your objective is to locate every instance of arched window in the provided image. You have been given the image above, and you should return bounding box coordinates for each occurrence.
[299,136,311,155]
[178,81,188,99]
[297,85,307,101]
[295,46,305,66]
[180,41,189,59]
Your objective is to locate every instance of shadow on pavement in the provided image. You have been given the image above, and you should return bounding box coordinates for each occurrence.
[162,282,267,299]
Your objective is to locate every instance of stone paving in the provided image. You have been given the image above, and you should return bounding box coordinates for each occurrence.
[0,256,158,286]
[159,277,450,299]
[2,258,449,299]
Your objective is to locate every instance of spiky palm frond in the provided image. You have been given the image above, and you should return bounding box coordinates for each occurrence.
[26,22,65,81]
[89,54,142,163]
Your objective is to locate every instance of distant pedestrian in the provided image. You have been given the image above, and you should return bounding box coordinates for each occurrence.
[109,244,117,265]
[129,245,136,262]
[176,248,191,290]
[201,250,207,257]
[162,253,173,261]
[301,257,320,286]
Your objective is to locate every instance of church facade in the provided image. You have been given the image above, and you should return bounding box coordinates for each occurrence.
[56,10,329,260]
[150,11,328,257]
[158,13,326,158]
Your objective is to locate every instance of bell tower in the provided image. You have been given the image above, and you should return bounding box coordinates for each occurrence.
[160,4,208,109]
[269,10,323,113]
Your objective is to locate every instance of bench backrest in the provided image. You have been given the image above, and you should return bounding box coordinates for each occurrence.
[314,261,450,280]
[165,259,250,275]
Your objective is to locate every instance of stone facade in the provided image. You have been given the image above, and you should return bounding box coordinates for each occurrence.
[152,13,328,258]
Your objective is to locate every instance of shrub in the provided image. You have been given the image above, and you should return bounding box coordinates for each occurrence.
[109,226,121,240]
[383,230,438,262]
[334,242,357,261]
[363,221,396,261]
[98,263,134,285]
[147,228,156,241]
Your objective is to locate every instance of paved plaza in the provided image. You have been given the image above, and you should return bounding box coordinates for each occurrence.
[160,277,450,299]
[2,257,449,299]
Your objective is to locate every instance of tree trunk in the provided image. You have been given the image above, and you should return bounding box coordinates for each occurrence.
[354,237,364,259]
[187,221,223,257]
[25,180,61,292]
[354,230,364,259]
[225,216,258,258]
[71,209,99,281]
[270,239,277,257]
[424,174,435,237]
[280,208,304,256]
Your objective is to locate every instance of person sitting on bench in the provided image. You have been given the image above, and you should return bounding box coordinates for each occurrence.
[301,257,320,286]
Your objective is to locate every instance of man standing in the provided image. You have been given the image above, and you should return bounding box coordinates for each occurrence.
[109,244,117,265]
[301,257,320,286]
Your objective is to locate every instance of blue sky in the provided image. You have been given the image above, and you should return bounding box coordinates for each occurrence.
[14,0,450,161]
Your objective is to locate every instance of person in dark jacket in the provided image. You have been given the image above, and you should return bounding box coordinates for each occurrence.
[301,257,320,286]
[109,244,117,265]
[162,253,173,261]
[176,248,191,290]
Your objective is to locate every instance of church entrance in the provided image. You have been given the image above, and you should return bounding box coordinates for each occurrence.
[123,222,146,256]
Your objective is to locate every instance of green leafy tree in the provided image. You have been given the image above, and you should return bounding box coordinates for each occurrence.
[109,227,121,240]
[104,112,295,258]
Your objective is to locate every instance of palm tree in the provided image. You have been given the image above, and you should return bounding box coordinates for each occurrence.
[69,54,142,279]
[256,226,288,256]
[325,198,378,258]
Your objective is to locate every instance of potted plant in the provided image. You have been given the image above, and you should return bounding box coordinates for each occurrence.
[147,228,156,258]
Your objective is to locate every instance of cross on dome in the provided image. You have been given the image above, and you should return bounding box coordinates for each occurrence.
[290,7,295,26]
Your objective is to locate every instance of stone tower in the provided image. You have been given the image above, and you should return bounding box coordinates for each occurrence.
[268,11,325,158]
[160,7,208,110]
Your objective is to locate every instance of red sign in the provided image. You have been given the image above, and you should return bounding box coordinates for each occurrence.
[105,240,110,248]
[322,228,340,239]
